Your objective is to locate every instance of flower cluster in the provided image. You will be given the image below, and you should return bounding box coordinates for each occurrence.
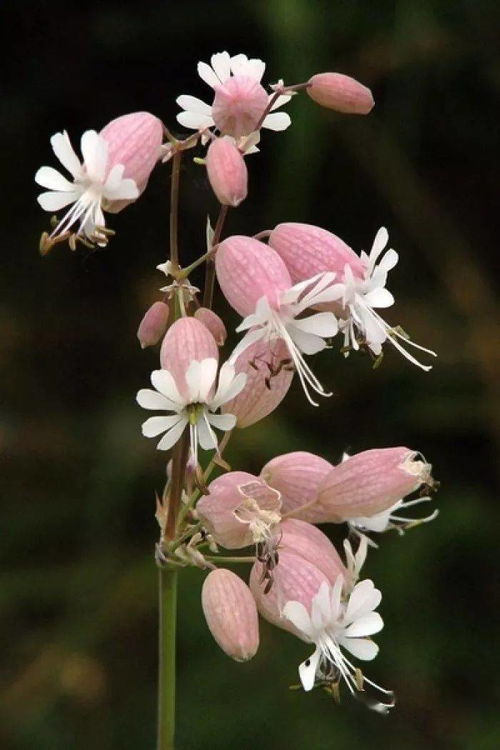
[37,50,439,722]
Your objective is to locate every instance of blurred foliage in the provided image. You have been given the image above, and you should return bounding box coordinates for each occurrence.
[1,0,500,748]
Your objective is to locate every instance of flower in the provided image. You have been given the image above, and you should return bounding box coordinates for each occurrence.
[348,495,439,539]
[215,236,340,405]
[136,359,246,462]
[335,227,437,370]
[176,51,291,141]
[283,577,394,711]
[35,130,139,246]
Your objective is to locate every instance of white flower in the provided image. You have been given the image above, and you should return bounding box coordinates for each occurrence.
[35,130,139,245]
[136,359,246,462]
[283,577,394,712]
[349,495,439,538]
[229,272,339,406]
[336,228,436,370]
[176,51,291,139]
[343,535,368,590]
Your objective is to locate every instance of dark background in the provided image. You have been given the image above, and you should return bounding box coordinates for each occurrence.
[2,1,499,748]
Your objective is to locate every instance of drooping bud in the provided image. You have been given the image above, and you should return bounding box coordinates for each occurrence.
[279,519,346,583]
[206,138,248,207]
[317,447,433,521]
[307,73,374,115]
[136,301,169,348]
[215,236,292,316]
[197,472,281,549]
[194,307,227,346]
[212,77,269,138]
[260,451,333,523]
[100,112,164,212]
[269,222,364,284]
[223,339,294,428]
[202,569,259,661]
[249,550,330,638]
[160,317,218,399]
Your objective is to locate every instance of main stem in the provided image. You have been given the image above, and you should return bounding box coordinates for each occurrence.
[157,567,178,750]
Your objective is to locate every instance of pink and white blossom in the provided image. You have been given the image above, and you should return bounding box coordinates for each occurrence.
[176,51,291,141]
[216,236,340,405]
[283,577,394,711]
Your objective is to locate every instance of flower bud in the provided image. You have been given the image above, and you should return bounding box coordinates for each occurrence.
[215,236,292,316]
[160,317,218,399]
[197,471,281,549]
[202,569,259,661]
[206,138,248,207]
[212,76,269,139]
[100,112,164,212]
[269,222,364,284]
[136,301,169,348]
[249,550,330,638]
[194,307,227,346]
[307,73,374,115]
[279,519,346,583]
[317,447,433,521]
[260,451,333,523]
[223,339,293,428]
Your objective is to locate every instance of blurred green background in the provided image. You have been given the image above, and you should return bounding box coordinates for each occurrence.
[2,0,499,748]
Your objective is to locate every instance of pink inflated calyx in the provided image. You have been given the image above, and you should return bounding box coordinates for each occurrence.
[137,301,169,348]
[206,138,248,207]
[279,519,346,584]
[307,73,374,115]
[100,112,164,212]
[194,307,227,346]
[260,451,333,523]
[250,550,331,639]
[269,223,364,284]
[223,338,294,428]
[317,447,433,521]
[197,471,281,549]
[215,235,292,316]
[202,569,259,662]
[160,317,219,400]
[212,76,269,138]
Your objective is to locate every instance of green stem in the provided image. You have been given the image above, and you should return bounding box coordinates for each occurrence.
[202,204,229,308]
[204,555,255,564]
[169,152,182,270]
[157,567,178,750]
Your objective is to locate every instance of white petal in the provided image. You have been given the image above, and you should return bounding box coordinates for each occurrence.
[35,166,76,192]
[105,176,139,201]
[210,51,231,82]
[207,412,236,431]
[282,600,312,635]
[341,637,379,661]
[291,312,338,338]
[369,227,389,266]
[136,388,176,411]
[142,414,183,438]
[270,93,292,110]
[156,417,187,450]
[197,60,222,88]
[186,358,217,403]
[228,328,266,365]
[150,370,184,405]
[311,582,332,630]
[176,111,214,130]
[37,190,80,212]
[262,112,292,131]
[176,95,213,115]
[298,648,322,691]
[363,288,394,309]
[343,612,384,638]
[196,413,218,450]
[50,131,83,179]
[287,326,326,355]
[329,575,344,622]
[211,363,246,409]
[231,54,265,82]
[378,248,399,273]
[344,580,381,624]
[80,130,108,182]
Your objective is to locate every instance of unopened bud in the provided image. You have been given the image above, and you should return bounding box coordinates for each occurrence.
[194,307,227,346]
[202,568,259,661]
[317,447,433,521]
[206,138,248,207]
[260,451,333,523]
[137,301,169,348]
[307,73,374,115]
